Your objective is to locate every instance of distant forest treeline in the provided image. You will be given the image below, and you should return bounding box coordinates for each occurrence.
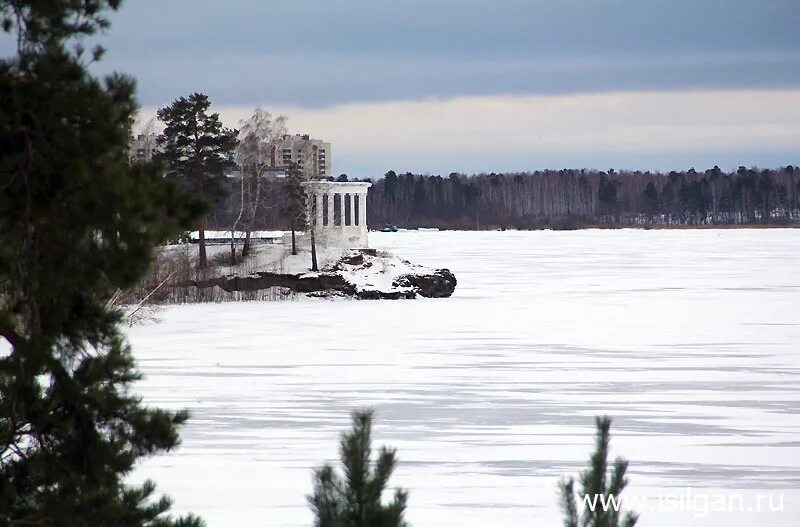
[207,166,800,231]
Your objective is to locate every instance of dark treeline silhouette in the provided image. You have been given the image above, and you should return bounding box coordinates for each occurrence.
[367,166,800,229]
[206,166,800,231]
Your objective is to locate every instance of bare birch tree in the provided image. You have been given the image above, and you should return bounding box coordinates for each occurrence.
[232,108,288,263]
[300,140,322,271]
[284,141,322,270]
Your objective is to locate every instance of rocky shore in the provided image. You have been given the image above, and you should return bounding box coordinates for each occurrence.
[178,249,457,300]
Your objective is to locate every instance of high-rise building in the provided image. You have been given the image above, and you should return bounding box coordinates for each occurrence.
[129,131,332,181]
[268,134,331,180]
[129,132,158,162]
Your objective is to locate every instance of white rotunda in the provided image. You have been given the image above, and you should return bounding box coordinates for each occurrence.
[302,180,372,248]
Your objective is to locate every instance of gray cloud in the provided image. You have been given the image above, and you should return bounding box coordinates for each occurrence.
[339,149,800,180]
[83,0,800,106]
[3,0,798,173]
[2,0,798,106]
[103,0,797,58]
[98,50,800,108]
[136,89,800,178]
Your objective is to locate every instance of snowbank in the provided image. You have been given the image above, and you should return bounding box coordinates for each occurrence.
[308,249,457,299]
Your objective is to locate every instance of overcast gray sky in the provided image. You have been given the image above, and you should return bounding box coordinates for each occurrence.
[4,0,799,177]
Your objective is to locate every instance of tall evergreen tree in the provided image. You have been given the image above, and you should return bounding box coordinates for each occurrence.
[560,417,638,527]
[156,93,238,268]
[0,1,204,525]
[308,410,408,527]
[643,182,659,219]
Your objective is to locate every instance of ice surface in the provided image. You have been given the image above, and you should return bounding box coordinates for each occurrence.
[126,229,800,526]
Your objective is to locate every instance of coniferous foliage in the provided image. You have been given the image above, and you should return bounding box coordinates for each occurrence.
[156,93,238,268]
[560,417,638,527]
[0,1,204,525]
[309,410,409,527]
[1,0,119,53]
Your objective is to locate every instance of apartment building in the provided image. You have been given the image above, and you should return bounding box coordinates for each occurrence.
[269,134,331,180]
[129,131,331,181]
[129,132,158,162]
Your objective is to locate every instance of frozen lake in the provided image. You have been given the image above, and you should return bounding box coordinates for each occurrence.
[127,229,800,526]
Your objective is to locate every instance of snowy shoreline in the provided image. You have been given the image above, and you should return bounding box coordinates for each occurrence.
[179,249,457,300]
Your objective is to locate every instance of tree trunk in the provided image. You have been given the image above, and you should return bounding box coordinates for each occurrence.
[310,226,318,271]
[196,164,207,268]
[198,216,207,268]
[290,218,297,255]
[242,175,259,258]
[243,228,252,258]
[233,171,247,261]
[711,184,718,224]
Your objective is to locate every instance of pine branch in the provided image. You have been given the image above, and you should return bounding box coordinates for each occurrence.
[559,477,579,527]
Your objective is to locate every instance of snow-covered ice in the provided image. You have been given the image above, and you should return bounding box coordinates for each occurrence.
[126,229,800,527]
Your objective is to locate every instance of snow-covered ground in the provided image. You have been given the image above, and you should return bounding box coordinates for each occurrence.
[202,242,344,276]
[190,230,285,240]
[126,229,800,527]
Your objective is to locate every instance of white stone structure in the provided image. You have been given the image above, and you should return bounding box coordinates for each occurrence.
[303,180,372,248]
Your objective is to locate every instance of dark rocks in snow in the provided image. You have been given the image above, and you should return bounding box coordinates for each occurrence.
[177,249,457,300]
[354,288,417,300]
[393,269,458,299]
[181,272,355,296]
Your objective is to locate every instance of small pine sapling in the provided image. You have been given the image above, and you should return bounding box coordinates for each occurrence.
[560,416,638,527]
[308,409,409,527]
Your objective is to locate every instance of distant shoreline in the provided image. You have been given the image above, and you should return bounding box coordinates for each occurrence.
[367,224,800,232]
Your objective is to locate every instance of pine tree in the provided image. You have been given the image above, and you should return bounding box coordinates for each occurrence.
[284,162,307,256]
[0,1,204,525]
[559,417,638,527]
[308,410,409,527]
[156,93,238,268]
[643,182,659,219]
